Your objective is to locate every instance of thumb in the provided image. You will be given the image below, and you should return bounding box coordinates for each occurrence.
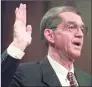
[26,25,32,35]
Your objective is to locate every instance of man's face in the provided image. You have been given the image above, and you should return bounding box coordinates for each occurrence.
[53,12,84,60]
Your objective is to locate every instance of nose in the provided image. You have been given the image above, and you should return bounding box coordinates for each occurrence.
[75,28,84,38]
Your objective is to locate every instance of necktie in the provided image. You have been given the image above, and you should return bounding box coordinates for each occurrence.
[67,72,78,87]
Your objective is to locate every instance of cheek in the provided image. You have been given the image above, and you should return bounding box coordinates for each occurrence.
[82,38,84,45]
[55,33,71,51]
[54,30,73,50]
[60,32,73,53]
[64,36,72,52]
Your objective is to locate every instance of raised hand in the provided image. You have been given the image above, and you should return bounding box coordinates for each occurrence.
[12,3,32,51]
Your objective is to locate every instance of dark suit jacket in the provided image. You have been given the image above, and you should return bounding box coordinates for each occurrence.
[1,51,92,87]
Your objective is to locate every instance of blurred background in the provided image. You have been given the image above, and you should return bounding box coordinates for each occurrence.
[1,0,91,75]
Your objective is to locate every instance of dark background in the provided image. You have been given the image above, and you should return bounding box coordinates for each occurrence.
[1,0,91,75]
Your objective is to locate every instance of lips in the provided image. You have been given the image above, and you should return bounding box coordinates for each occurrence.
[72,41,81,46]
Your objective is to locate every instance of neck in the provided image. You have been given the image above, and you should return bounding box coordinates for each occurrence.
[48,46,74,70]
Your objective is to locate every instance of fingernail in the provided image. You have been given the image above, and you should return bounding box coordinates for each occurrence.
[24,4,26,8]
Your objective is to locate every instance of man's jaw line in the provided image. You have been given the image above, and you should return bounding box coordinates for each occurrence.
[49,46,75,71]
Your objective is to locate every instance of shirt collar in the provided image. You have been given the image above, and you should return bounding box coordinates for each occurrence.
[47,54,74,79]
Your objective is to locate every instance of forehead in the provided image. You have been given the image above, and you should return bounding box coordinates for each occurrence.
[58,12,84,25]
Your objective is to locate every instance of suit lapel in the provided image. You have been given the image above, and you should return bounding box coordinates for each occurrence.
[74,68,82,86]
[74,68,86,86]
[40,57,61,86]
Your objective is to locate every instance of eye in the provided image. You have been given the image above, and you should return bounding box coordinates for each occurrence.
[80,26,88,34]
[68,24,76,29]
[80,26,84,32]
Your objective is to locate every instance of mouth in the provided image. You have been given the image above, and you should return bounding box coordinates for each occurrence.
[73,42,81,47]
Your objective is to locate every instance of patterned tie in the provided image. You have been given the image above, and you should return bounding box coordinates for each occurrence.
[67,72,78,87]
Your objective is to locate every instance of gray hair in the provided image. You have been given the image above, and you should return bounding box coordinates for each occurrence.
[40,6,80,44]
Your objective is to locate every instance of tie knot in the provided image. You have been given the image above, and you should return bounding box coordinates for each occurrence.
[67,72,78,87]
[67,72,74,81]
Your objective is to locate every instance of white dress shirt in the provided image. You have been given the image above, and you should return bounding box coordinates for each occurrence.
[47,54,78,86]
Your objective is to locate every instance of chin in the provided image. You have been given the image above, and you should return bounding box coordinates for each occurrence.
[73,51,81,59]
[69,51,81,60]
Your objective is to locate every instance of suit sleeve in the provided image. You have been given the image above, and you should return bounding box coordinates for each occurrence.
[1,50,20,87]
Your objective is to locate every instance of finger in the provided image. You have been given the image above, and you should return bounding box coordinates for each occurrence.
[19,3,26,24]
[26,25,32,35]
[23,4,26,24]
[24,4,26,8]
[15,4,26,24]
[15,7,20,19]
[15,7,18,14]
[15,6,21,20]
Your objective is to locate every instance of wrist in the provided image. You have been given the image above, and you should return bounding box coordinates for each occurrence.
[7,43,25,59]
[12,40,28,51]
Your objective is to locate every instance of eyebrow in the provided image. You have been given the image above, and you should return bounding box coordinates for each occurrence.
[66,21,85,26]
[67,21,88,31]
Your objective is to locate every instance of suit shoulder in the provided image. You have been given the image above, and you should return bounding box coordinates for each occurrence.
[15,61,42,79]
[18,61,41,71]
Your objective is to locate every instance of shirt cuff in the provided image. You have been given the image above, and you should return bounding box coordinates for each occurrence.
[7,43,25,59]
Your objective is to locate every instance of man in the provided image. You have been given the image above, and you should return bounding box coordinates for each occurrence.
[1,3,91,87]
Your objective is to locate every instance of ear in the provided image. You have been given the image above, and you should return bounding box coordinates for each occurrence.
[44,29,55,43]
